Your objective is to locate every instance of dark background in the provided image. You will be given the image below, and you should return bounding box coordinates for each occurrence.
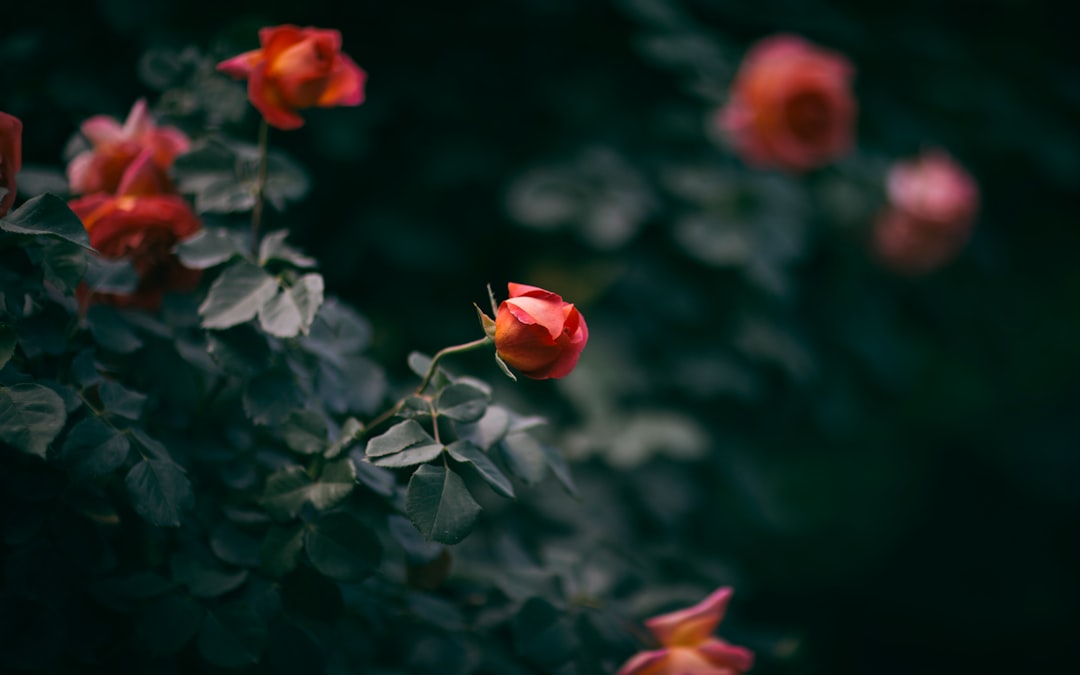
[3,1,1078,673]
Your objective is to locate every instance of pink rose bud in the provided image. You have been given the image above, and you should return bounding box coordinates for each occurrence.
[493,283,588,380]
[67,99,190,197]
[0,111,24,217]
[719,34,856,172]
[217,25,367,131]
[872,149,979,275]
[616,587,755,675]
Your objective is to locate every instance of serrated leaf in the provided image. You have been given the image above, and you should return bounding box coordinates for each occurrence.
[325,417,363,459]
[305,512,382,582]
[257,273,323,338]
[175,227,247,269]
[500,432,548,485]
[406,464,482,545]
[261,524,305,578]
[0,194,91,248]
[98,380,147,419]
[128,428,171,461]
[308,457,356,510]
[446,440,515,498]
[86,306,142,354]
[365,419,434,458]
[258,230,317,268]
[280,409,328,455]
[0,383,67,458]
[260,467,313,521]
[60,415,131,477]
[388,514,444,564]
[198,260,279,330]
[197,604,267,668]
[372,443,444,468]
[435,382,490,423]
[135,594,205,657]
[457,405,510,450]
[125,459,194,527]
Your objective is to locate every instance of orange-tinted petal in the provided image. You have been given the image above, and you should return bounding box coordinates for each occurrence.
[698,638,755,672]
[317,53,367,107]
[217,49,265,78]
[248,63,305,130]
[645,587,733,647]
[614,649,671,675]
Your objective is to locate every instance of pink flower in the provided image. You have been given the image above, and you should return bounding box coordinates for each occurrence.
[489,283,589,380]
[719,35,856,172]
[0,111,23,217]
[217,25,367,131]
[872,149,979,275]
[67,99,190,196]
[616,587,754,675]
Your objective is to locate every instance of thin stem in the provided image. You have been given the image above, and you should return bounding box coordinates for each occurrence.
[250,118,270,254]
[414,336,493,395]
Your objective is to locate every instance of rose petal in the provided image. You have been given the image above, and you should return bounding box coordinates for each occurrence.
[317,53,367,107]
[645,587,734,647]
[248,63,306,130]
[614,649,671,675]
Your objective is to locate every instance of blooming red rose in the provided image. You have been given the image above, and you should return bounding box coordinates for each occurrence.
[67,99,190,196]
[492,283,588,380]
[217,25,367,131]
[872,149,979,275]
[719,34,856,172]
[70,156,202,310]
[615,587,754,675]
[0,111,23,217]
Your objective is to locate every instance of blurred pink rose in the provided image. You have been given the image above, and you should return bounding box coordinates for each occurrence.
[719,34,856,172]
[873,149,979,274]
[217,25,367,131]
[615,587,754,675]
[0,111,23,217]
[68,99,190,197]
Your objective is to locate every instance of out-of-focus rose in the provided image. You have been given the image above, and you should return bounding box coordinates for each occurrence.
[217,25,367,131]
[70,156,202,310]
[872,149,979,275]
[0,111,23,217]
[616,587,754,675]
[67,99,190,197]
[719,34,856,172]
[490,283,588,380]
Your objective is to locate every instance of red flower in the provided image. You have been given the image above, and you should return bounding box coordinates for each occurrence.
[872,149,979,275]
[67,99,190,196]
[718,35,856,172]
[491,283,588,380]
[70,155,202,310]
[616,587,754,675]
[0,111,23,217]
[217,25,367,131]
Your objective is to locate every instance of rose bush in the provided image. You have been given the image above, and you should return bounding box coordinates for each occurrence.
[719,34,856,172]
[217,24,367,130]
[486,282,589,379]
[0,111,22,217]
[67,98,190,196]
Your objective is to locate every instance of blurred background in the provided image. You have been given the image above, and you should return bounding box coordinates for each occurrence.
[3,0,1078,673]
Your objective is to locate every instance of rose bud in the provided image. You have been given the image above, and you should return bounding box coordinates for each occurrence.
[491,283,588,380]
[872,149,979,275]
[217,25,367,131]
[67,99,190,196]
[718,34,856,172]
[0,111,23,217]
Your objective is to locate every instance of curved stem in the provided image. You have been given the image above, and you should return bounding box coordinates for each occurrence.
[414,336,492,395]
[250,118,270,254]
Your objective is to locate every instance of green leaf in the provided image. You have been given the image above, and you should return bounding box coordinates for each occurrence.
[170,550,248,598]
[198,260,279,330]
[500,432,549,485]
[387,514,443,564]
[308,457,356,510]
[60,415,131,477]
[512,597,580,668]
[446,440,515,498]
[0,194,91,248]
[125,459,194,527]
[354,460,396,498]
[38,239,87,293]
[281,409,328,455]
[197,604,267,668]
[457,405,511,450]
[324,417,363,459]
[98,380,147,420]
[207,324,271,376]
[304,512,382,582]
[365,419,434,458]
[406,464,482,545]
[210,523,263,568]
[135,594,205,657]
[174,138,310,214]
[0,383,67,458]
[257,273,324,338]
[0,323,15,370]
[83,256,138,293]
[260,467,313,521]
[86,306,143,354]
[243,368,302,425]
[261,525,305,578]
[540,442,578,497]
[435,382,490,423]
[175,227,247,269]
[258,230,317,268]
[300,298,372,359]
[371,442,444,468]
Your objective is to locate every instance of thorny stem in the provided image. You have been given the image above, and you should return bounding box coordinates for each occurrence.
[250,118,270,254]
